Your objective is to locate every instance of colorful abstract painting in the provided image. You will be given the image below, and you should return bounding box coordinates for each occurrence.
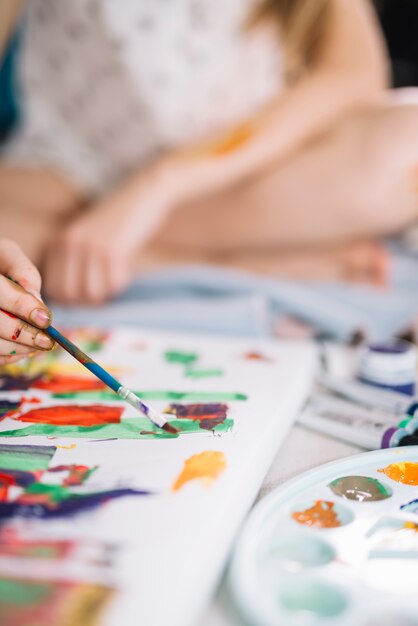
[0,402,234,440]
[0,443,151,521]
[0,326,315,626]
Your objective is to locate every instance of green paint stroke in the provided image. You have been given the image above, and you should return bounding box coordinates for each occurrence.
[9,350,16,355]
[0,578,51,605]
[51,390,247,402]
[0,418,234,440]
[0,444,55,472]
[185,369,224,379]
[164,350,198,366]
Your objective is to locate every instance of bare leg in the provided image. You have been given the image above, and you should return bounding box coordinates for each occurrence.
[0,166,394,289]
[157,94,418,254]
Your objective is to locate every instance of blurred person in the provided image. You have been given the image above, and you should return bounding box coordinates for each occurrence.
[0,0,418,305]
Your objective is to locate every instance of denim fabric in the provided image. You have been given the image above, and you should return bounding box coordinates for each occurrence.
[51,247,418,340]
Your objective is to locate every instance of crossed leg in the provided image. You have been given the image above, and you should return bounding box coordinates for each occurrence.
[0,91,418,301]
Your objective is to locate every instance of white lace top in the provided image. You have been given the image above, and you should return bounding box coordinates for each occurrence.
[2,0,283,196]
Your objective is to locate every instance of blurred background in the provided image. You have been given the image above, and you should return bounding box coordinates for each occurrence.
[374,0,418,87]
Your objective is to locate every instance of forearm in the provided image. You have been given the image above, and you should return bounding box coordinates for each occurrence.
[159,67,386,207]
[147,0,388,210]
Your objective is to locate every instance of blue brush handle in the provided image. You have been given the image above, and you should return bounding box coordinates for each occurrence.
[45,326,122,394]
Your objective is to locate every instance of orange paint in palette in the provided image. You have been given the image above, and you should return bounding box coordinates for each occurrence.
[292,501,342,529]
[378,462,418,486]
[229,450,418,625]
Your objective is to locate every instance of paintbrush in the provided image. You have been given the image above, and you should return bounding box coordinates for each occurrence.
[44,326,178,434]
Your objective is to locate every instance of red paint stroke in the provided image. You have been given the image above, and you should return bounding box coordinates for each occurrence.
[48,464,94,486]
[17,404,123,427]
[0,472,16,501]
[243,351,273,362]
[0,373,105,393]
[11,326,22,341]
[32,375,106,393]
[0,467,43,501]
[21,397,42,404]
[164,403,229,431]
[0,530,74,559]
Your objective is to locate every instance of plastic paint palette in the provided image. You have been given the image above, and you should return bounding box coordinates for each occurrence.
[229,448,418,626]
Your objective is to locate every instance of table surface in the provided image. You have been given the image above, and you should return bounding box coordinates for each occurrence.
[201,423,362,626]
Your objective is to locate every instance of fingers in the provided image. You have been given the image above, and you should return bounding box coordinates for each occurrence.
[0,238,49,325]
[44,229,88,303]
[0,274,51,328]
[85,249,108,303]
[44,231,132,304]
[0,239,53,363]
[0,337,36,359]
[0,352,33,366]
[0,238,42,299]
[0,309,54,350]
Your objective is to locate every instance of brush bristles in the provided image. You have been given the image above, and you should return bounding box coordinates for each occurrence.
[162,422,179,435]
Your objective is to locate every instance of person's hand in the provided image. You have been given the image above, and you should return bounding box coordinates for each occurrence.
[43,165,174,304]
[0,239,54,364]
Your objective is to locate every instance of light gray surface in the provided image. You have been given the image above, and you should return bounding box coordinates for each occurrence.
[201,425,362,626]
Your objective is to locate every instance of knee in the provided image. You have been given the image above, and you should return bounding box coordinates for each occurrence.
[366,104,418,169]
[341,105,418,235]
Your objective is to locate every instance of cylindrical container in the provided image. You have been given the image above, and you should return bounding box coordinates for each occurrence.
[358,339,417,396]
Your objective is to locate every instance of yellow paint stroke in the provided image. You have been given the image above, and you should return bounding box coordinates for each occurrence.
[56,444,76,450]
[172,451,227,492]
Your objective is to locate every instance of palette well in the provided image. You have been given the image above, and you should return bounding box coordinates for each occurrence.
[229,447,418,626]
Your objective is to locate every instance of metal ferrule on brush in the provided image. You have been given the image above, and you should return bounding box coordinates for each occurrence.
[118,386,166,428]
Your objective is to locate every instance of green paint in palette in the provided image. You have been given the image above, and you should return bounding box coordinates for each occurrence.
[329,476,392,502]
[51,390,248,402]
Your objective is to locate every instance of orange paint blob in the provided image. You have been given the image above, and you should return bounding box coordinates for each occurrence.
[292,501,342,528]
[17,405,123,427]
[172,451,226,492]
[378,462,418,486]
